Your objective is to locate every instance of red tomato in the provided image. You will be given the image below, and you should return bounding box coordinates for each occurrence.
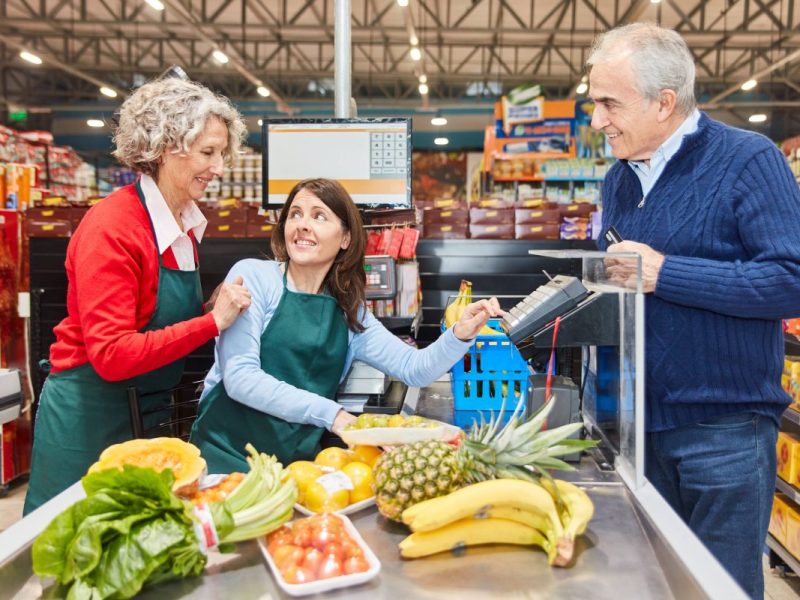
[272,544,304,571]
[343,555,370,575]
[282,565,316,584]
[266,529,292,554]
[322,542,344,561]
[311,527,337,551]
[317,554,343,580]
[291,528,312,547]
[339,538,364,559]
[317,513,345,531]
[301,547,324,574]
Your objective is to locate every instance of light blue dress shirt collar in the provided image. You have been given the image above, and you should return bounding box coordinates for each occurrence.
[628,108,701,199]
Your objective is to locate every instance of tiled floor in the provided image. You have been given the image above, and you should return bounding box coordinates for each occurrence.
[1,479,799,598]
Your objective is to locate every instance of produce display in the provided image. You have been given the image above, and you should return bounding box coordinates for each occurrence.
[398,477,594,566]
[265,514,372,582]
[339,414,462,447]
[374,398,596,520]
[87,437,207,497]
[32,443,296,599]
[286,446,380,514]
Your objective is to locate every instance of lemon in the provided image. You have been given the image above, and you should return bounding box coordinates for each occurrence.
[304,480,350,513]
[285,461,323,504]
[387,414,407,428]
[314,447,353,471]
[341,462,375,503]
[350,445,382,468]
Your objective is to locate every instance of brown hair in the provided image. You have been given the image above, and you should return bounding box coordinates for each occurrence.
[271,178,367,333]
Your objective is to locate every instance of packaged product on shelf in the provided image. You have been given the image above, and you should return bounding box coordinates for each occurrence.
[396,262,420,317]
[469,223,514,239]
[422,223,468,239]
[560,216,590,240]
[515,208,560,224]
[777,431,800,484]
[770,493,791,545]
[786,504,800,561]
[515,223,560,240]
[421,208,468,226]
[469,207,514,225]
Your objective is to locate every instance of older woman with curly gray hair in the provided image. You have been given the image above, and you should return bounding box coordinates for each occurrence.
[24,77,253,514]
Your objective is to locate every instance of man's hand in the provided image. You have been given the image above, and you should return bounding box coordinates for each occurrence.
[606,240,664,293]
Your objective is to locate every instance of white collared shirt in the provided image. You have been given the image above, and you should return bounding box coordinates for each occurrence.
[629,109,701,198]
[139,174,207,271]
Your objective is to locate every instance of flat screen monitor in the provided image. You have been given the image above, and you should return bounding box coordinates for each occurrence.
[262,117,412,210]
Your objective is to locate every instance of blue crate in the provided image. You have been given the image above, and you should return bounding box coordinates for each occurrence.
[444,318,529,413]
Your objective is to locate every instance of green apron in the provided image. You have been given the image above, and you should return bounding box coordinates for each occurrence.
[23,182,203,514]
[190,266,349,474]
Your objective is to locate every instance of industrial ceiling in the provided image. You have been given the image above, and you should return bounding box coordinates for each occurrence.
[2,0,799,141]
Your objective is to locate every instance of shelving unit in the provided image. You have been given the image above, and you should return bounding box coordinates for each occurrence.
[767,533,800,576]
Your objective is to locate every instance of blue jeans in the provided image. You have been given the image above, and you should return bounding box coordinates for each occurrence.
[645,412,777,600]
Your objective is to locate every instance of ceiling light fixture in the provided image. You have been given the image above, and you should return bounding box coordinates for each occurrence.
[576,82,588,95]
[212,49,229,64]
[87,119,104,128]
[19,51,43,65]
[257,86,270,97]
[419,74,427,84]
[650,0,662,3]
[431,116,447,126]
[419,83,429,95]
[410,47,422,61]
[740,79,758,91]
[258,119,263,126]
[748,113,767,123]
[397,0,409,6]
[145,0,165,10]
[434,137,449,146]
[99,86,118,98]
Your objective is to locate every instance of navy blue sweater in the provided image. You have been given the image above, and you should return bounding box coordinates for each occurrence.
[598,113,800,431]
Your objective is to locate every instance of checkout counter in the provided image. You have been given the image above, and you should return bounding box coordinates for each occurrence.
[0,251,747,599]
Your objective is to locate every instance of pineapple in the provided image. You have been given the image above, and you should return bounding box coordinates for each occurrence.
[374,398,596,520]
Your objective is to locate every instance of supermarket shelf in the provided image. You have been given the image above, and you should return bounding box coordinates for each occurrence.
[776,476,800,505]
[541,176,606,182]
[783,408,800,427]
[767,533,800,576]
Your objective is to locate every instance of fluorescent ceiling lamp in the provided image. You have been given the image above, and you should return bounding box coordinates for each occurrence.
[410,34,418,46]
[145,0,165,10]
[397,0,409,6]
[19,51,42,65]
[740,79,758,91]
[212,50,229,64]
[409,47,422,61]
[650,0,662,3]
[99,86,117,98]
[431,116,447,126]
[258,119,263,126]
[576,82,588,95]
[418,83,429,95]
[257,86,270,97]
[748,113,767,123]
[419,74,427,84]
[434,137,449,146]
[87,119,104,128]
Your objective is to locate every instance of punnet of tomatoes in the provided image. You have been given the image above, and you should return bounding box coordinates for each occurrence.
[266,513,373,585]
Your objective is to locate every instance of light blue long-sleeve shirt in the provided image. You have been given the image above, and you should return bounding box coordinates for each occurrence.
[201,259,473,430]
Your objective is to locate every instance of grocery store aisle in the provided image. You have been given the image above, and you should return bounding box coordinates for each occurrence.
[0,479,799,597]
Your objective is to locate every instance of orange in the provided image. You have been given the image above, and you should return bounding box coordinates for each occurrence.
[349,445,382,468]
[314,447,353,471]
[285,461,324,503]
[304,480,350,513]
[341,462,375,503]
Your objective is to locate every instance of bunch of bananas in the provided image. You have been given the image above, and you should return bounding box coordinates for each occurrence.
[397,477,593,567]
[443,279,501,335]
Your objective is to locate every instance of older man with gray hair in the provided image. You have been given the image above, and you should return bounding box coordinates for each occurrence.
[591,22,800,599]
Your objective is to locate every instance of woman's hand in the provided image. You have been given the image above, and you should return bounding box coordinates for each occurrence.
[453,297,505,342]
[331,409,357,437]
[210,275,252,332]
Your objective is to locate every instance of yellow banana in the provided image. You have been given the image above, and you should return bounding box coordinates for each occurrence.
[540,478,594,567]
[479,506,558,564]
[444,279,471,328]
[399,517,551,559]
[401,479,564,543]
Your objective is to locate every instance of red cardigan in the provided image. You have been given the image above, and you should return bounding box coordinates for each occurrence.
[49,184,218,380]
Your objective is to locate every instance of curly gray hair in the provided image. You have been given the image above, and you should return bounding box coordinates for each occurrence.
[112,78,247,177]
[587,22,696,116]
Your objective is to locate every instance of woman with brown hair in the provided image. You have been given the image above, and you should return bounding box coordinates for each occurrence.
[190,178,502,473]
